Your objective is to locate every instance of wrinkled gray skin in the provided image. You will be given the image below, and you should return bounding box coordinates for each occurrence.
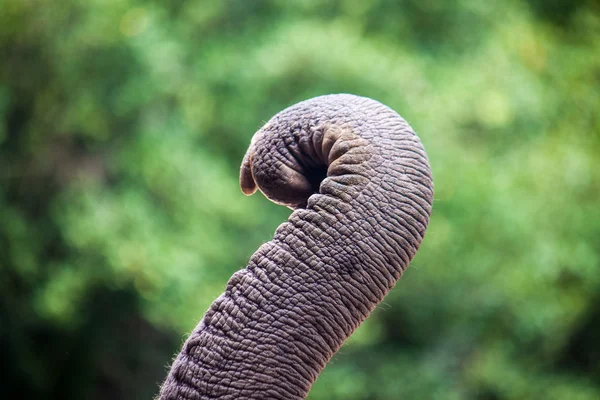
[158,94,433,399]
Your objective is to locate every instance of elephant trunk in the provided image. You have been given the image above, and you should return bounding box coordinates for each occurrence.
[158,94,433,399]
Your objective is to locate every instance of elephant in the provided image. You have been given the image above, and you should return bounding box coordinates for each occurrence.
[157,94,433,399]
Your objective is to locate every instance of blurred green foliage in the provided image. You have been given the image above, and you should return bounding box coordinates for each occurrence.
[1,0,599,399]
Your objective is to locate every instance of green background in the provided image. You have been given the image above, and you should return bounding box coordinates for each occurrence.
[1,1,599,399]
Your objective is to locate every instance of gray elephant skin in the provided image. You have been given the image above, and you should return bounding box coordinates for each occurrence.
[157,94,434,399]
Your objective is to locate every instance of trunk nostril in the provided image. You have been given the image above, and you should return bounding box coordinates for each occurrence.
[307,166,328,194]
